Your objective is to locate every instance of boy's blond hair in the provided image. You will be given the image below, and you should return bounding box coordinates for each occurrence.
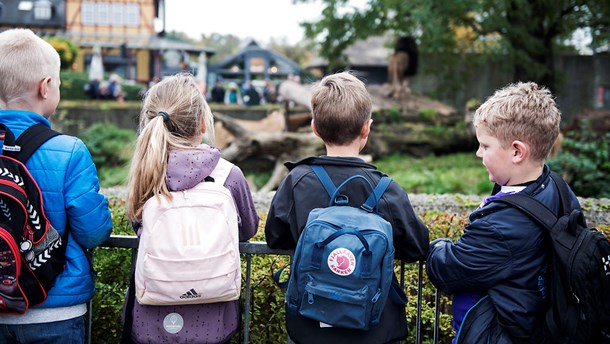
[0,28,60,108]
[310,72,372,145]
[127,73,215,221]
[474,82,561,162]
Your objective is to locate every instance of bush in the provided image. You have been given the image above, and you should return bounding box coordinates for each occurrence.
[79,122,135,187]
[91,203,462,343]
[548,121,610,198]
[46,37,79,69]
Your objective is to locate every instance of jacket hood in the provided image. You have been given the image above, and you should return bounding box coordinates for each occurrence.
[166,144,220,191]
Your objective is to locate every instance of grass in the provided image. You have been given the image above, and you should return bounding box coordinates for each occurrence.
[97,152,493,196]
[373,152,493,195]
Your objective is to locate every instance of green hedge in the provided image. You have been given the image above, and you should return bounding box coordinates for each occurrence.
[91,202,463,343]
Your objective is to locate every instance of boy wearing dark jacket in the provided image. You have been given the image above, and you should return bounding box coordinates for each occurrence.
[265,71,429,344]
[426,82,581,343]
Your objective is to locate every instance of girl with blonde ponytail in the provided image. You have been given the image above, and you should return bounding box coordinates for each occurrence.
[124,73,258,344]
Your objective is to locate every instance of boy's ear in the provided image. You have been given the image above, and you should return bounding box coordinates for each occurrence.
[511,140,528,163]
[38,77,52,99]
[360,118,373,139]
[311,119,321,138]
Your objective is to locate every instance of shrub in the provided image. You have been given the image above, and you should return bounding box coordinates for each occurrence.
[80,122,135,167]
[548,121,610,198]
[91,202,462,343]
[79,122,135,186]
[46,37,79,69]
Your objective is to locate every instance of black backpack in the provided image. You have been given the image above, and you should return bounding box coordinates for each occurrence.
[494,171,610,343]
[0,123,68,314]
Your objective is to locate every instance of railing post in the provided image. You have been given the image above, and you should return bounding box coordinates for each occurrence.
[416,261,424,344]
[243,254,252,344]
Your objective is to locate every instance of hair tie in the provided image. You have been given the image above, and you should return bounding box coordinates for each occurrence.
[158,111,169,122]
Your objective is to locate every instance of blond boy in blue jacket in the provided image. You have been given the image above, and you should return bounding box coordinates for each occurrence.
[0,29,112,343]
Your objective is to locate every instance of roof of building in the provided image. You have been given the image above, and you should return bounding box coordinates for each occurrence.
[212,39,300,75]
[307,35,393,68]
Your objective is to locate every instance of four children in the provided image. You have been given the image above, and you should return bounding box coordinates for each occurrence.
[1,28,588,344]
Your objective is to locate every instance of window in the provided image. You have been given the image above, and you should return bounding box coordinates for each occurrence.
[111,3,123,26]
[125,4,139,26]
[80,2,139,27]
[33,0,52,20]
[81,2,94,25]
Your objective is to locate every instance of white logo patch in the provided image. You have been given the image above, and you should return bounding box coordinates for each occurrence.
[327,248,356,276]
[163,312,184,334]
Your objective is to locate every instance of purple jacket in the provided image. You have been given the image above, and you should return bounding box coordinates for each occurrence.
[128,145,259,344]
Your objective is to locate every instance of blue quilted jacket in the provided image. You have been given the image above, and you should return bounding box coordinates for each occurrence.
[0,110,113,308]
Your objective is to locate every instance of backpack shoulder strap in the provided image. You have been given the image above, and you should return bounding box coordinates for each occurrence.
[492,193,557,231]
[14,124,61,163]
[362,176,392,212]
[310,164,336,198]
[548,171,573,216]
[209,158,234,186]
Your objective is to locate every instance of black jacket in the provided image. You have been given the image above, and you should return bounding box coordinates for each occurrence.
[427,165,582,343]
[265,156,429,344]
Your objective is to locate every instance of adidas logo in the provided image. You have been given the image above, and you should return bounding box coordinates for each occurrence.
[180,288,202,299]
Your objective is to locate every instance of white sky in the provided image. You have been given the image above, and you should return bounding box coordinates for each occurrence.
[163,0,367,45]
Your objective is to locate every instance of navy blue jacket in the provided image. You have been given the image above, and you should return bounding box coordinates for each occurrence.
[426,166,581,342]
[265,156,429,344]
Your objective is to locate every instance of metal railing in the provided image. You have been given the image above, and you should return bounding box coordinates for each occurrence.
[89,235,442,344]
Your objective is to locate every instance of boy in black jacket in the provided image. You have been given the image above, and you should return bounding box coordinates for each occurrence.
[264,71,429,344]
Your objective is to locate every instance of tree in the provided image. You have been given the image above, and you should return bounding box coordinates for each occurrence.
[297,0,610,92]
[46,37,79,70]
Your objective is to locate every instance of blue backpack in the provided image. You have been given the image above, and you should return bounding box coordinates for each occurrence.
[284,165,401,330]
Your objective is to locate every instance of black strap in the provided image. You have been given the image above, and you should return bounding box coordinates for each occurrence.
[120,271,136,344]
[14,124,61,163]
[548,172,574,217]
[492,193,558,231]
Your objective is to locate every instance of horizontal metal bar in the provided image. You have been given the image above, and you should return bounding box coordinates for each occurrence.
[101,236,293,256]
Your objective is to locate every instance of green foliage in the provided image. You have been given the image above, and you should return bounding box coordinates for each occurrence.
[79,122,135,187]
[80,122,135,167]
[548,121,610,198]
[374,152,493,195]
[91,196,133,344]
[60,70,90,100]
[92,205,465,343]
[297,0,610,91]
[46,37,79,70]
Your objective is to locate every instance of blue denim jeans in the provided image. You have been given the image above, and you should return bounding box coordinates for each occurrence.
[0,316,84,344]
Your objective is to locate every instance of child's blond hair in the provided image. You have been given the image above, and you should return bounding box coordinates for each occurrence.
[127,73,215,221]
[0,29,60,108]
[474,82,561,162]
[310,72,372,145]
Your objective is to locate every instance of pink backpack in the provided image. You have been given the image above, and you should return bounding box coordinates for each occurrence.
[135,158,241,305]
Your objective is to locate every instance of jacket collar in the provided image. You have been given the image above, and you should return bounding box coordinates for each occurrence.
[284,155,376,171]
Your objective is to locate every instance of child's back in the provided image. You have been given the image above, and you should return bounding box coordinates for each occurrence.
[265,72,429,344]
[0,28,112,343]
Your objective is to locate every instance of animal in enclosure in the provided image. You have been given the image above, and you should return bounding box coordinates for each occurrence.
[388,36,418,100]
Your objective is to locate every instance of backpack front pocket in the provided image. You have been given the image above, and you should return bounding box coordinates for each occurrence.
[298,277,374,330]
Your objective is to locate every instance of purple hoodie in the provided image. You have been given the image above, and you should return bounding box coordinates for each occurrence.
[128,144,259,344]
